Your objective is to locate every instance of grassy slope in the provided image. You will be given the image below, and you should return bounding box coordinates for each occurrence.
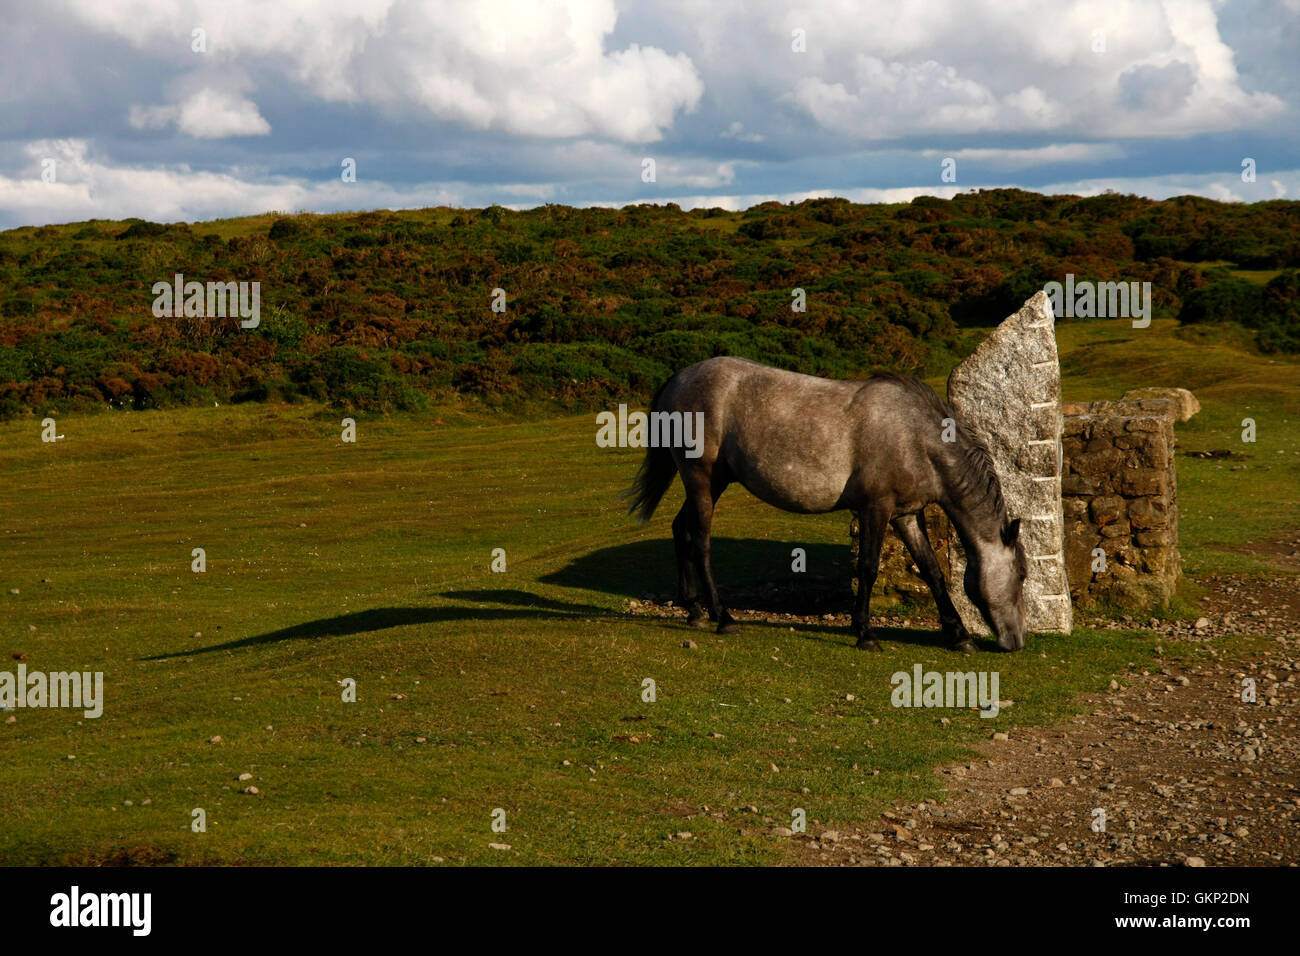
[0,320,1294,865]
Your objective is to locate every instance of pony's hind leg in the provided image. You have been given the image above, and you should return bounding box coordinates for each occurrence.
[672,503,709,627]
[686,466,737,635]
[852,507,890,651]
[891,511,975,654]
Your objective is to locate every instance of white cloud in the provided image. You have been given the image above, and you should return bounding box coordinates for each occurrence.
[605,170,1300,211]
[2,1,1295,229]
[720,121,764,143]
[921,143,1126,168]
[659,0,1284,141]
[5,139,1298,230]
[1037,168,1300,202]
[130,87,271,138]
[480,137,745,191]
[496,182,559,200]
[791,55,1032,139]
[612,185,966,212]
[659,160,736,189]
[64,0,703,142]
[0,140,459,226]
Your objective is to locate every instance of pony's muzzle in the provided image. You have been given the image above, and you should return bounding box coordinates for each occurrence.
[996,632,1026,652]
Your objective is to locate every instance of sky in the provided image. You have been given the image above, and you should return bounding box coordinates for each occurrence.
[2,0,1298,230]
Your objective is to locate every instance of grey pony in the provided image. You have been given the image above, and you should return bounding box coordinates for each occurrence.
[625,356,1027,652]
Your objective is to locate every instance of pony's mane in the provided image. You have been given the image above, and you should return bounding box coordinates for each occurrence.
[867,372,1007,520]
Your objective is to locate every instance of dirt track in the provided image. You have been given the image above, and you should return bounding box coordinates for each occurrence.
[790,572,1300,867]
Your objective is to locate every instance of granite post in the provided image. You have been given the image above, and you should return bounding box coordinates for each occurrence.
[945,291,1072,634]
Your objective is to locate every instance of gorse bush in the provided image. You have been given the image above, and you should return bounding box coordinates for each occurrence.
[1178,270,1300,353]
[1,190,1298,418]
[1257,270,1300,353]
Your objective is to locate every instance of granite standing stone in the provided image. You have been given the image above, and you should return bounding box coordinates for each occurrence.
[945,291,1072,634]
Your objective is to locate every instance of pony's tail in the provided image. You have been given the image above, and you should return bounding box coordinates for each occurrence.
[621,378,677,522]
[623,444,676,523]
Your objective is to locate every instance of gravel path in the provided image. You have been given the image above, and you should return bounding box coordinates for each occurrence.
[629,568,1299,867]
[791,574,1299,867]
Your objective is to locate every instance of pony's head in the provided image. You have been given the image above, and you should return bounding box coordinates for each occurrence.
[963,518,1028,651]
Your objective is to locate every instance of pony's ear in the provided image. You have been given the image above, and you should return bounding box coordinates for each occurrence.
[1002,518,1021,546]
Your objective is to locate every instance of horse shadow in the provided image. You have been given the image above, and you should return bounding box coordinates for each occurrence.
[144,538,965,659]
[539,536,853,613]
[540,537,964,649]
[140,590,613,660]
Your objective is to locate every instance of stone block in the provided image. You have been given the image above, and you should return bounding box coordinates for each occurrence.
[1127,496,1167,531]
[1119,469,1167,497]
[1121,387,1200,422]
[1088,496,1124,526]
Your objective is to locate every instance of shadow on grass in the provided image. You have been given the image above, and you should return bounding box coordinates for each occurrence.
[542,537,1004,652]
[141,590,617,660]
[143,557,975,659]
[540,536,853,613]
[738,618,999,653]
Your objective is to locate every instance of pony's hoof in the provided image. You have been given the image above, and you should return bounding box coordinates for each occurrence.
[951,638,977,654]
[717,620,741,635]
[686,614,712,629]
[855,637,883,652]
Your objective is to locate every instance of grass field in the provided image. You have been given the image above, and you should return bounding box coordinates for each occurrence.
[1,319,1296,865]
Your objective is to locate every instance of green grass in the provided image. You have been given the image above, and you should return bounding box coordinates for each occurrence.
[1,319,1295,865]
[1230,269,1283,285]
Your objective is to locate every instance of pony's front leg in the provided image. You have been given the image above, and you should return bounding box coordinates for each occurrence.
[852,508,889,651]
[891,512,976,654]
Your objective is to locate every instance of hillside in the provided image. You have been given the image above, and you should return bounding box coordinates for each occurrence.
[1,189,1298,417]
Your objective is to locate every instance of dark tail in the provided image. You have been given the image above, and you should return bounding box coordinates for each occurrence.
[624,444,676,522]
[621,379,677,522]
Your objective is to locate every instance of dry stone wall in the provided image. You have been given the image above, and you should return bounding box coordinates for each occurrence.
[1060,395,1182,610]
